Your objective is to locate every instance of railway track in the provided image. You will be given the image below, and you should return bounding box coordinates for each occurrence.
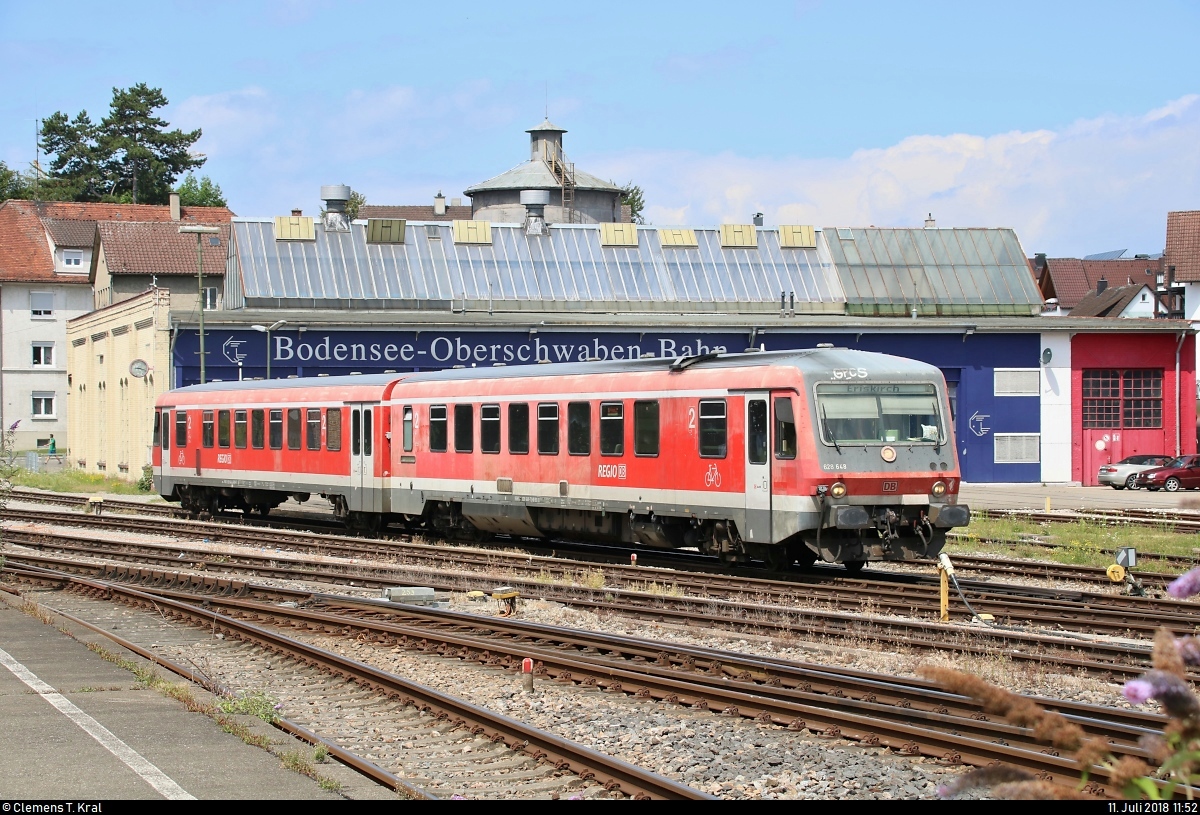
[3,563,1141,797]
[1,520,1191,681]
[0,567,709,800]
[4,508,1196,641]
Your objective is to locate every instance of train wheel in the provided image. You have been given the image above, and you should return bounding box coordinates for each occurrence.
[843,560,866,575]
[762,547,792,571]
[787,542,818,568]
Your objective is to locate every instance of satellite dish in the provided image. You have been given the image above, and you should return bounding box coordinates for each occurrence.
[1041,348,1053,365]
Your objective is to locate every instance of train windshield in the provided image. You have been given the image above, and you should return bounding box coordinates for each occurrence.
[816,383,943,445]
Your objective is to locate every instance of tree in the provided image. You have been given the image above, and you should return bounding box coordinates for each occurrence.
[175,174,227,207]
[346,190,366,220]
[619,182,646,225]
[0,161,32,201]
[38,84,205,204]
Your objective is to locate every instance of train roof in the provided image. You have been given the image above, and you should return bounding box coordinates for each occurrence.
[166,347,944,396]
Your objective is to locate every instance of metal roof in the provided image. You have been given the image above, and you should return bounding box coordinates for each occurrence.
[1083,249,1128,261]
[463,160,621,194]
[227,219,846,314]
[824,227,1044,316]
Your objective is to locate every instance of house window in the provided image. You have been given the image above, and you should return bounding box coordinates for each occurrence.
[1082,369,1162,429]
[32,392,55,418]
[202,287,218,310]
[63,250,83,268]
[32,343,54,367]
[30,292,54,317]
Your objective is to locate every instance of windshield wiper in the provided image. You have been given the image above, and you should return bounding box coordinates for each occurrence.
[821,404,841,454]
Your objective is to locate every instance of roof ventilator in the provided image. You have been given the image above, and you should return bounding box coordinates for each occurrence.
[320,184,352,232]
[521,190,550,237]
[669,351,721,372]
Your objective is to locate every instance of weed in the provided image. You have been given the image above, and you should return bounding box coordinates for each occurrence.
[219,690,280,723]
[313,744,330,764]
[317,777,343,793]
[11,469,146,494]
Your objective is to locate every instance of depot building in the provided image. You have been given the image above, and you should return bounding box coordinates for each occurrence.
[66,121,1196,486]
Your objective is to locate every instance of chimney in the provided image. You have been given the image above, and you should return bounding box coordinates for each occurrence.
[434,192,447,216]
[520,189,550,236]
[169,192,181,221]
[924,212,936,228]
[1097,277,1108,294]
[450,198,462,208]
[752,212,764,227]
[320,185,352,231]
[291,208,302,216]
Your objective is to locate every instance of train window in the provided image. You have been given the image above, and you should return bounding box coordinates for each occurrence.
[160,411,170,450]
[352,409,361,455]
[429,405,447,452]
[481,404,500,454]
[747,400,768,465]
[698,400,726,458]
[363,408,373,456]
[454,404,473,453]
[509,403,529,454]
[269,409,283,450]
[774,397,796,460]
[633,401,659,456]
[218,410,231,448]
[537,403,559,455]
[153,411,161,448]
[816,383,942,445]
[287,409,302,450]
[401,406,413,452]
[252,410,265,449]
[327,409,342,452]
[202,410,215,448]
[567,402,591,456]
[600,402,624,456]
[175,411,188,447]
[234,410,247,449]
[306,408,322,451]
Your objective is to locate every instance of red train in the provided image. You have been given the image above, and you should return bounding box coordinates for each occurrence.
[153,348,970,570]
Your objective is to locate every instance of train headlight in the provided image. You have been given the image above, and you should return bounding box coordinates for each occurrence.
[830,482,847,498]
[932,480,947,496]
[880,446,897,463]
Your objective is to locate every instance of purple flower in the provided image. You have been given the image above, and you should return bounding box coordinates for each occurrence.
[1123,679,1154,704]
[8,420,18,431]
[1177,637,1200,666]
[1123,671,1200,720]
[1168,567,1200,599]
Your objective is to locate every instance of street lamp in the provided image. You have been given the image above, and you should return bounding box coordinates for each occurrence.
[179,225,221,384]
[252,320,287,380]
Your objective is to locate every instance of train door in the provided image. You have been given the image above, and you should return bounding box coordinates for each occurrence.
[349,403,381,513]
[744,392,772,542]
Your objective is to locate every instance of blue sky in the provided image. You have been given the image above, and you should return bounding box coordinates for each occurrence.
[3,0,1198,255]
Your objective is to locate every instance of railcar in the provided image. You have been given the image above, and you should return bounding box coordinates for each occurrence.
[153,347,970,570]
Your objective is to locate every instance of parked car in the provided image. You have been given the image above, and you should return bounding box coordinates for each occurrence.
[1135,455,1200,492]
[1098,455,1173,490]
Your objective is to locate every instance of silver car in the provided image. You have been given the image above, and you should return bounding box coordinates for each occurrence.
[1098,454,1172,489]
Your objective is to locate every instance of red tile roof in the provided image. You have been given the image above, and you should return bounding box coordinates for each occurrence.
[1039,257,1161,308]
[1166,211,1200,283]
[22,200,233,223]
[0,201,57,282]
[359,204,473,222]
[98,221,230,276]
[0,198,234,283]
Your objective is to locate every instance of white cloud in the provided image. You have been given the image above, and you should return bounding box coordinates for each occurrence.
[588,95,1200,255]
[172,87,278,159]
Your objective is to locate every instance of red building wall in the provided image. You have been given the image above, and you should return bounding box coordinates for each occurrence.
[1072,332,1196,484]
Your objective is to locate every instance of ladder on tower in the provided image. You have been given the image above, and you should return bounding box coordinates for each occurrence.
[543,142,578,223]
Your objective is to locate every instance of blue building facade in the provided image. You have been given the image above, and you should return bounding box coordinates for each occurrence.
[173,325,1042,483]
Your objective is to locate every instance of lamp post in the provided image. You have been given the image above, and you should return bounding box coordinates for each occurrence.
[179,225,220,384]
[252,320,287,380]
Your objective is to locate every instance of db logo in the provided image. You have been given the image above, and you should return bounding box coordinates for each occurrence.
[882,481,898,492]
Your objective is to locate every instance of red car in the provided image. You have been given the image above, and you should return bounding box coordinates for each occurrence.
[1135,455,1200,492]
